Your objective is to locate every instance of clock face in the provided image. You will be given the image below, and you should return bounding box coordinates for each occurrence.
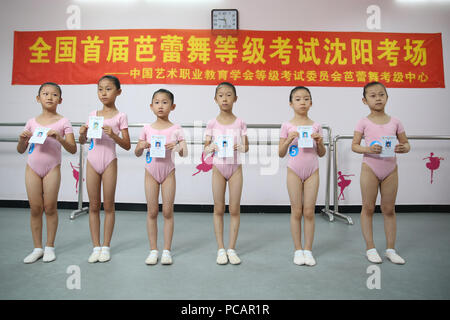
[211,9,238,30]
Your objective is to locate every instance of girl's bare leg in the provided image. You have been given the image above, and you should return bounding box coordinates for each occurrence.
[86,160,102,247]
[145,170,160,251]
[212,166,227,250]
[360,163,380,250]
[101,159,117,247]
[302,170,319,251]
[25,165,44,249]
[42,165,61,247]
[286,168,304,251]
[227,166,243,250]
[380,167,399,250]
[161,170,176,251]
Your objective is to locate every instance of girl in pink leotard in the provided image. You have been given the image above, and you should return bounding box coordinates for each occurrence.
[204,82,249,265]
[352,81,410,265]
[278,86,326,267]
[79,75,131,263]
[17,82,77,264]
[135,89,188,265]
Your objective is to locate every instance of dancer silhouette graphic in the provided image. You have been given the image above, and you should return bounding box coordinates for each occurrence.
[423,152,444,184]
[337,171,354,200]
[193,152,215,176]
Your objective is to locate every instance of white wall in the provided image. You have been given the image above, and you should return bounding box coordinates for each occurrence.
[1,0,449,206]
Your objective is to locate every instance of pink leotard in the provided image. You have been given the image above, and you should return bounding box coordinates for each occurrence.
[24,117,73,178]
[204,117,247,181]
[86,110,128,175]
[139,124,185,184]
[355,116,405,181]
[280,121,322,182]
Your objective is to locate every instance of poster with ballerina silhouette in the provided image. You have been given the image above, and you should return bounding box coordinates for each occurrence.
[337,171,354,200]
[423,152,444,184]
[193,152,215,176]
[70,162,81,194]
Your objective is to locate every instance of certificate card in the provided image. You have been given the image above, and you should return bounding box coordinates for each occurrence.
[87,116,104,139]
[380,136,396,158]
[216,135,234,158]
[150,135,166,158]
[29,127,50,144]
[297,126,313,148]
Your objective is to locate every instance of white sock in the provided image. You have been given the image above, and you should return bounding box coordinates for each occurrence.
[44,246,55,252]
[33,248,44,254]
[367,248,378,255]
[101,246,110,252]
[24,248,44,263]
[386,248,396,254]
[303,250,313,257]
[93,246,101,252]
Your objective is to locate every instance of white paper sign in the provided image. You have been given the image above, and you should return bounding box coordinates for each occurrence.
[29,127,51,144]
[380,136,397,158]
[87,116,104,139]
[216,135,234,158]
[150,135,166,158]
[297,126,313,148]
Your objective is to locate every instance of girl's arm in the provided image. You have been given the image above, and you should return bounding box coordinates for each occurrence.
[79,125,88,145]
[278,138,288,158]
[312,133,326,157]
[235,135,249,153]
[278,131,298,157]
[135,140,150,157]
[104,127,131,151]
[203,136,217,155]
[165,140,188,157]
[395,132,410,154]
[17,130,32,154]
[56,132,77,154]
[177,140,188,157]
[47,129,77,154]
[351,131,381,154]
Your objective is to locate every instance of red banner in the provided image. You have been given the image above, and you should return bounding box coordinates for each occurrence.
[12,29,445,88]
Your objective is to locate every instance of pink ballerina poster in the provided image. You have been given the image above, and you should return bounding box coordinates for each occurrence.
[70,162,84,194]
[423,152,444,184]
[193,152,215,176]
[337,171,354,200]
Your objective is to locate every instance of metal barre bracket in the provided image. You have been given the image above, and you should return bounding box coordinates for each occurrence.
[70,207,89,220]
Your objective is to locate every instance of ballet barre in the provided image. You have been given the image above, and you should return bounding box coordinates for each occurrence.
[0,122,334,223]
[331,134,450,225]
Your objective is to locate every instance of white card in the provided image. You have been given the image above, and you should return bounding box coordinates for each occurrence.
[216,135,234,158]
[87,116,104,139]
[150,135,166,158]
[297,126,313,148]
[29,127,50,144]
[380,136,397,158]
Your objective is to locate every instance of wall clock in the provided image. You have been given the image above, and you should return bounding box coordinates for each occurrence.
[211,9,238,30]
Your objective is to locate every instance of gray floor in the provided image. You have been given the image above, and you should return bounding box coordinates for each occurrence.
[0,208,449,300]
